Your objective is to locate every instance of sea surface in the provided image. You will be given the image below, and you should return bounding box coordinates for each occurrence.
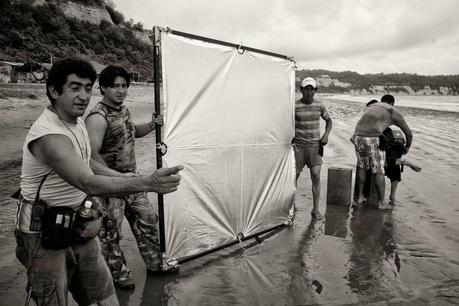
[1,84,458,305]
[321,93,459,113]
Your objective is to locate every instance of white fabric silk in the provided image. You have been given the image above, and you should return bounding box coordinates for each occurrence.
[160,32,296,261]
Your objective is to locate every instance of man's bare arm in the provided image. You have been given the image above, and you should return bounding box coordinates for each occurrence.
[393,111,413,152]
[30,134,183,196]
[89,158,126,177]
[135,113,163,138]
[85,113,109,165]
[321,117,333,145]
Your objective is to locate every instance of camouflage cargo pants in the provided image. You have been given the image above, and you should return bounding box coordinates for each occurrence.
[98,192,161,283]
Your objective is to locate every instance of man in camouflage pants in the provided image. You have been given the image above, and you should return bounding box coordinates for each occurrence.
[85,65,166,289]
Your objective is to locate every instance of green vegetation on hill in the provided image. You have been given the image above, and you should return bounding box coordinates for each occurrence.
[0,0,153,80]
[296,69,459,94]
[1,1,458,89]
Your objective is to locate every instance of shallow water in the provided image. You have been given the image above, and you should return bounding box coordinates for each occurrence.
[324,94,459,113]
[1,85,458,305]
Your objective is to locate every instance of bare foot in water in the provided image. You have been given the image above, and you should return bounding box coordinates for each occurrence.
[311,210,324,220]
[378,201,393,210]
[389,198,400,205]
[352,197,368,209]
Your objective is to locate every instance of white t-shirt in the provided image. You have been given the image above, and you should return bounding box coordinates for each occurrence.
[16,107,92,232]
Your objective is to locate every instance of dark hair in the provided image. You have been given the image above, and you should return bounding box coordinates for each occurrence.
[381,94,395,105]
[46,57,97,105]
[366,99,378,107]
[98,65,130,94]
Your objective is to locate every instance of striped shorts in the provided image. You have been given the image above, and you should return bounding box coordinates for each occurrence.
[353,135,385,174]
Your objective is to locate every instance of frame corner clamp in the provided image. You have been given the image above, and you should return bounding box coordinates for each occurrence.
[156,142,168,156]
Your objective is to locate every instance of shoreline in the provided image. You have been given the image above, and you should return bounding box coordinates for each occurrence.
[321,96,459,116]
[2,82,459,96]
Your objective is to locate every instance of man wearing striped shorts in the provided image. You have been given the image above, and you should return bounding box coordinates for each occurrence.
[352,94,413,209]
[293,77,333,220]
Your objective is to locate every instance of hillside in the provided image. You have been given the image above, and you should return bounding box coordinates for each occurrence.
[296,70,459,95]
[0,0,154,80]
[1,0,459,93]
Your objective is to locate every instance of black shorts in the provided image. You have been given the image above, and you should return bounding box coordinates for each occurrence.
[385,159,401,182]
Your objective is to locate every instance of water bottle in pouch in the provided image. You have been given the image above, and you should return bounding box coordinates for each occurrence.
[79,201,93,220]
[74,200,101,239]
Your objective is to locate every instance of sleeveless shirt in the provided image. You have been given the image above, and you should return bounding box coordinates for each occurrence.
[87,102,137,173]
[17,108,91,232]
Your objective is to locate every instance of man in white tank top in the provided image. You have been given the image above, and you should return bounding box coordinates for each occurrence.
[15,57,183,306]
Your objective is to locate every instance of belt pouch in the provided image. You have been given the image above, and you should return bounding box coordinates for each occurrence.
[41,206,75,249]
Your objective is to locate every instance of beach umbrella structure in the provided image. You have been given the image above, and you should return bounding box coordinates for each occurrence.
[151,26,296,270]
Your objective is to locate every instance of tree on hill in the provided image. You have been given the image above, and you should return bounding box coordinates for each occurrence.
[0,0,154,81]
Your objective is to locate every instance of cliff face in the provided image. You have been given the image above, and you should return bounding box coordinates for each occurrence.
[341,84,457,95]
[316,75,352,88]
[37,1,156,42]
[346,86,452,95]
[28,0,113,25]
[2,0,155,81]
[58,1,113,25]
[314,75,458,95]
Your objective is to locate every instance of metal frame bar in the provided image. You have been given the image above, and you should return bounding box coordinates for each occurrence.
[151,27,168,269]
[152,26,292,269]
[168,29,291,60]
[176,223,288,265]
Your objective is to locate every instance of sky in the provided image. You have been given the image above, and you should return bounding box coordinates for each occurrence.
[112,0,459,76]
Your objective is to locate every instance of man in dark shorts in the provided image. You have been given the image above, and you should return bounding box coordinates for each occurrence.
[382,124,421,204]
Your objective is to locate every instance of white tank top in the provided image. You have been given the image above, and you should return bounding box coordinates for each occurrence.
[17,108,92,232]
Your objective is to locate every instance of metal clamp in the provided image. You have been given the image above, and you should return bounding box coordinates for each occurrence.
[158,26,172,33]
[156,142,168,156]
[237,232,247,250]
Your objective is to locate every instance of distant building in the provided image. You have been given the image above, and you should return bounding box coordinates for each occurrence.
[0,61,53,83]
[14,62,51,83]
[0,61,23,83]
[128,70,141,82]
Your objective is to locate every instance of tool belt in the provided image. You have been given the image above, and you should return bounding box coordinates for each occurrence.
[40,199,102,249]
[13,174,102,250]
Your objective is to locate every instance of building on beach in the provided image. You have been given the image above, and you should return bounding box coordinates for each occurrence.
[0,61,51,83]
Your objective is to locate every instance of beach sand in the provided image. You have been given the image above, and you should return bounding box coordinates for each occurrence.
[1,84,458,305]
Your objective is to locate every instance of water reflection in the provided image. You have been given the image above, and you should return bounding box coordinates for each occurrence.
[346,206,400,298]
[139,272,180,306]
[134,227,286,305]
[324,204,352,239]
[286,218,326,304]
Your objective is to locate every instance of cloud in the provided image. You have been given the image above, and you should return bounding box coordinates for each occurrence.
[112,0,459,74]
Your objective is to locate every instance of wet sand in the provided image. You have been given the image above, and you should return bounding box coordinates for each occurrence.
[1,84,459,305]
